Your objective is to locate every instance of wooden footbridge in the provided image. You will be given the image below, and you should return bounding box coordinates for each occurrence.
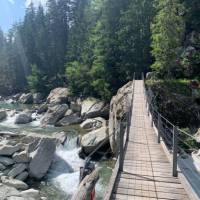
[104,77,200,200]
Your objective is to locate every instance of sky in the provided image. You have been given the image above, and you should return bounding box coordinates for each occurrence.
[0,0,47,32]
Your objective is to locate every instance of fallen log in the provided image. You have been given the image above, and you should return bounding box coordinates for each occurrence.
[71,168,100,200]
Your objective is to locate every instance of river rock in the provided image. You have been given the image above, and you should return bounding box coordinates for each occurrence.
[47,87,69,105]
[37,104,48,114]
[0,144,21,156]
[29,138,56,179]
[0,184,20,199]
[15,171,29,181]
[0,110,7,121]
[56,113,82,126]
[19,93,33,104]
[109,81,132,153]
[20,189,40,199]
[80,117,106,131]
[81,126,109,154]
[0,163,6,170]
[0,156,14,166]
[54,132,67,145]
[15,113,32,124]
[1,177,29,190]
[8,163,27,178]
[81,98,105,119]
[13,150,30,163]
[41,104,68,125]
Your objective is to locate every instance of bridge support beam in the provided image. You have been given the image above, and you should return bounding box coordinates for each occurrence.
[172,127,178,177]
[119,122,124,172]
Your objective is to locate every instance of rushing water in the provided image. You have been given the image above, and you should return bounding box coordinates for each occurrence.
[0,102,112,200]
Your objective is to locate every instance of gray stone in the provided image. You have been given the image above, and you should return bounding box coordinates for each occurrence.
[15,171,29,182]
[29,138,56,179]
[20,189,40,199]
[41,104,68,125]
[109,81,132,153]
[8,164,27,178]
[1,177,28,190]
[13,151,30,163]
[56,113,82,126]
[0,145,21,156]
[54,132,67,145]
[19,93,33,104]
[80,117,106,131]
[0,163,6,171]
[0,184,20,199]
[81,126,109,154]
[47,87,69,105]
[70,102,81,113]
[0,110,7,121]
[15,113,32,124]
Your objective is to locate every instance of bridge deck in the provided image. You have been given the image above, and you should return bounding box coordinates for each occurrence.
[111,80,189,200]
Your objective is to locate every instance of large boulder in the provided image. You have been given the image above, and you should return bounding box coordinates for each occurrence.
[81,126,109,155]
[0,144,21,156]
[1,176,29,190]
[20,189,40,199]
[29,138,56,179]
[81,98,107,119]
[109,81,133,153]
[15,113,32,124]
[0,110,7,121]
[80,117,106,131]
[0,184,20,199]
[47,87,69,105]
[56,113,82,126]
[41,104,68,125]
[19,93,33,104]
[0,156,14,166]
[8,163,27,178]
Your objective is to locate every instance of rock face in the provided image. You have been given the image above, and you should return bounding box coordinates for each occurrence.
[80,117,106,131]
[29,138,56,179]
[81,98,107,119]
[0,110,7,121]
[109,81,133,153]
[41,104,68,125]
[47,87,69,105]
[56,113,82,126]
[19,93,33,104]
[81,126,109,155]
[15,113,32,124]
[13,151,30,163]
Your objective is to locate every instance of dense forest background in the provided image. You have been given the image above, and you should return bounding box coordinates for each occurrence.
[0,0,199,100]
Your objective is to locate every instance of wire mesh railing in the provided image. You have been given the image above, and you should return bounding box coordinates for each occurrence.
[142,73,199,177]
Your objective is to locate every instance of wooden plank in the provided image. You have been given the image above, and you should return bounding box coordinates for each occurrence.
[105,80,190,200]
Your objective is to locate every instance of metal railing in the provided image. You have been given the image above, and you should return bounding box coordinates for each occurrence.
[142,73,200,177]
[104,73,135,200]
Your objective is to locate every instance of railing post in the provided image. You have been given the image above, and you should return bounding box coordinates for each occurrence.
[157,114,161,143]
[126,101,130,143]
[172,126,178,177]
[119,122,124,172]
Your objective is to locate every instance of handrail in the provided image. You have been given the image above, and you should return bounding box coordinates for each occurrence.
[104,73,135,200]
[142,73,199,177]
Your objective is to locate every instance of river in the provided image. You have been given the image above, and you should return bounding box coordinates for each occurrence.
[0,102,113,200]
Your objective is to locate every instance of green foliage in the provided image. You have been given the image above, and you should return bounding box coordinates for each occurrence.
[151,0,185,77]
